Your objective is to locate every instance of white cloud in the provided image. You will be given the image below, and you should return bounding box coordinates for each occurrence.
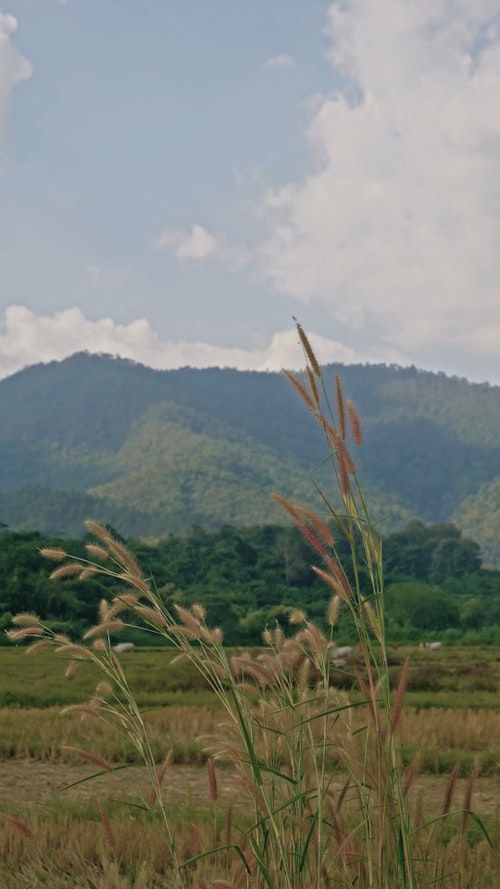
[0,14,32,147]
[87,264,131,285]
[157,224,219,260]
[264,53,295,70]
[157,223,249,269]
[258,1,500,372]
[0,305,376,381]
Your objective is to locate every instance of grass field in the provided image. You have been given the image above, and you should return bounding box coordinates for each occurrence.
[0,645,498,887]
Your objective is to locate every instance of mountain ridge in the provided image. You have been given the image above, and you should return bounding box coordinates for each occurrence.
[1,352,499,563]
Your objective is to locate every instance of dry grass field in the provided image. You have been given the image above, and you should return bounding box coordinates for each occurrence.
[0,645,499,888]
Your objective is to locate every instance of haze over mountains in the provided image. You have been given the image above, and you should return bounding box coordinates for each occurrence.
[0,353,499,565]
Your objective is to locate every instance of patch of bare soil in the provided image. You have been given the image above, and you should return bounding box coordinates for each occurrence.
[0,760,498,817]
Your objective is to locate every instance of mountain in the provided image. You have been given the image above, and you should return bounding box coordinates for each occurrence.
[0,353,499,563]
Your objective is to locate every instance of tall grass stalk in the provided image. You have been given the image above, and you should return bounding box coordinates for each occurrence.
[7,323,491,888]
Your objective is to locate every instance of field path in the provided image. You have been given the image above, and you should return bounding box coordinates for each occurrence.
[1,759,498,817]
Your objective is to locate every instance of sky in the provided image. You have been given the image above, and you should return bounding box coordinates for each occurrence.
[1,0,500,384]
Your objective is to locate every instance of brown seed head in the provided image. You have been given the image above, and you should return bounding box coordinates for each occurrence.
[207,757,218,801]
[306,365,320,405]
[296,321,322,377]
[346,399,363,445]
[282,369,319,416]
[335,374,346,441]
[441,761,461,815]
[0,813,34,840]
[61,746,113,772]
[391,657,409,731]
[95,797,116,849]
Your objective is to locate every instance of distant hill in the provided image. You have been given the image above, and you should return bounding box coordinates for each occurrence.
[0,353,499,563]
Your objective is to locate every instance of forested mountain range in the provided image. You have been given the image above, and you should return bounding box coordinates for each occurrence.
[0,353,499,564]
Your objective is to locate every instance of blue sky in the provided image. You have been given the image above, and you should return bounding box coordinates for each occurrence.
[1,0,500,383]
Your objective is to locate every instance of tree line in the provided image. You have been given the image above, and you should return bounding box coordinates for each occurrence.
[1,519,499,646]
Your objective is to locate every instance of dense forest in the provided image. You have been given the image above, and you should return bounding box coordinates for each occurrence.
[2,521,499,647]
[0,353,499,562]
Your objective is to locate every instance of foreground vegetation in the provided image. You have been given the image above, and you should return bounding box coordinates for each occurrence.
[2,327,499,887]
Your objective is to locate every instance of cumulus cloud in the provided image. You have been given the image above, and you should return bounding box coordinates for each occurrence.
[264,53,295,70]
[0,305,372,381]
[258,0,500,373]
[0,14,32,147]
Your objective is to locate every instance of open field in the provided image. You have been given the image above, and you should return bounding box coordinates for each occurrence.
[0,645,499,887]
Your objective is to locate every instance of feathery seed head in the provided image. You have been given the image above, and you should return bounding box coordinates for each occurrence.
[289,608,306,625]
[50,563,83,580]
[61,746,113,772]
[11,613,41,627]
[25,639,53,654]
[174,604,202,633]
[119,572,150,593]
[191,603,207,621]
[95,797,116,849]
[85,543,109,561]
[79,568,96,581]
[40,547,67,562]
[306,365,320,405]
[327,595,341,627]
[282,369,319,416]
[0,813,34,840]
[272,625,285,649]
[207,757,218,801]
[82,620,125,640]
[296,321,322,377]
[84,520,110,540]
[98,599,110,622]
[441,761,461,815]
[6,626,44,641]
[135,605,167,627]
[65,660,81,678]
[54,643,92,659]
[312,563,352,602]
[346,398,363,445]
[335,374,347,441]
[113,593,139,607]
